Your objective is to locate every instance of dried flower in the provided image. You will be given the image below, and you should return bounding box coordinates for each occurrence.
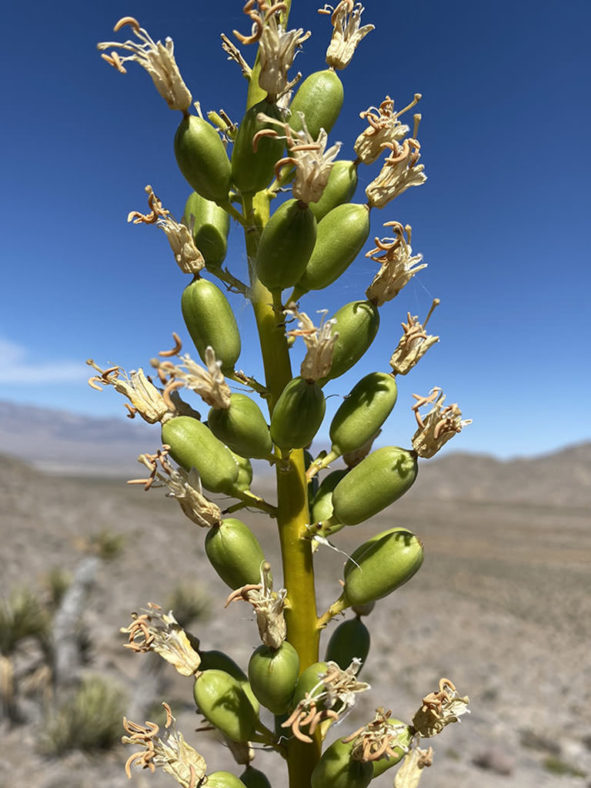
[121,603,201,677]
[86,360,172,423]
[412,678,470,737]
[225,563,286,649]
[256,114,341,203]
[354,94,421,164]
[282,659,370,742]
[234,1,310,98]
[389,301,440,376]
[365,222,427,305]
[411,389,472,459]
[153,348,232,410]
[319,1,374,70]
[97,17,192,111]
[122,702,206,786]
[342,707,410,763]
[127,447,223,528]
[285,307,338,381]
[128,186,204,274]
[366,136,427,209]
[394,745,434,788]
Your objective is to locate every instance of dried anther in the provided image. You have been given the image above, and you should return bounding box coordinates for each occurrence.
[411,389,472,459]
[355,94,421,164]
[282,659,370,741]
[284,307,338,381]
[389,300,440,375]
[128,447,222,528]
[366,222,428,305]
[343,707,410,763]
[129,186,204,274]
[153,347,231,410]
[234,1,310,98]
[97,18,192,111]
[225,562,287,649]
[394,745,434,788]
[121,603,201,677]
[412,678,470,737]
[86,359,172,424]
[122,702,206,786]
[256,114,341,203]
[366,137,427,209]
[319,1,374,69]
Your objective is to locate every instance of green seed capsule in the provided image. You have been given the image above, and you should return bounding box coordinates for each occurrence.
[181,277,241,374]
[239,766,272,788]
[332,447,418,525]
[330,373,398,455]
[208,394,272,459]
[230,451,253,492]
[193,670,259,743]
[270,377,326,450]
[290,69,344,139]
[371,720,412,777]
[320,300,380,384]
[255,199,317,292]
[325,617,370,671]
[205,519,266,590]
[311,469,348,524]
[343,528,424,606]
[309,161,358,221]
[232,99,286,195]
[174,115,232,205]
[182,191,230,270]
[292,661,329,708]
[311,738,373,788]
[161,416,239,496]
[293,203,370,295]
[206,772,247,788]
[248,641,300,714]
[198,650,247,682]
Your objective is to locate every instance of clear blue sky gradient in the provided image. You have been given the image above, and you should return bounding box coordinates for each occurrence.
[1,0,589,458]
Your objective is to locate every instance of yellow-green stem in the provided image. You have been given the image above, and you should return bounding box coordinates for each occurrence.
[242,191,321,784]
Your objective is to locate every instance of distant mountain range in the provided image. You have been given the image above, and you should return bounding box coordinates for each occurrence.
[1,401,590,507]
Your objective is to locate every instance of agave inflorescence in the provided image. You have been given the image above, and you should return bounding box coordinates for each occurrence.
[94,2,472,786]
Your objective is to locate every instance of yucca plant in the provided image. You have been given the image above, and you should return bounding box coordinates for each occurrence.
[92,3,471,786]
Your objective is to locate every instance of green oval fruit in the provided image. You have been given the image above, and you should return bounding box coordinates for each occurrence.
[294,203,370,295]
[230,451,253,492]
[205,519,266,589]
[208,394,272,459]
[320,300,380,384]
[290,69,344,139]
[181,277,241,374]
[174,115,232,205]
[198,650,247,682]
[325,618,370,671]
[330,373,398,455]
[332,447,418,525]
[248,641,300,714]
[193,670,259,743]
[311,738,373,788]
[161,416,239,495]
[371,720,413,777]
[270,377,325,450]
[239,766,272,788]
[292,661,329,707]
[255,199,317,291]
[232,99,286,194]
[309,160,358,221]
[343,528,424,606]
[206,771,247,788]
[311,469,348,524]
[182,191,229,270]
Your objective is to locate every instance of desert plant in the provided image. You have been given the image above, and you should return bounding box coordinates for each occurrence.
[93,3,471,786]
[40,675,127,755]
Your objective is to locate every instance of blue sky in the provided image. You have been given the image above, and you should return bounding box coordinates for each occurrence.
[1,0,590,459]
